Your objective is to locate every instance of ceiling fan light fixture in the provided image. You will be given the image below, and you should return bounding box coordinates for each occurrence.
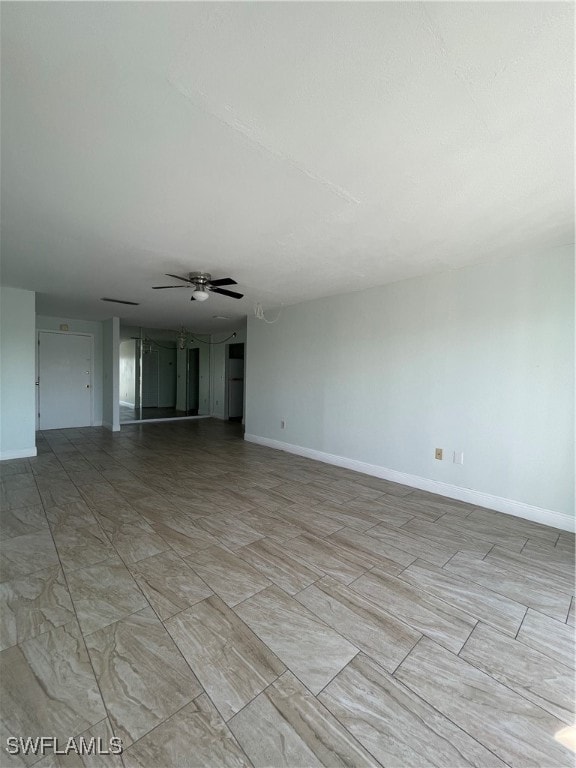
[193,289,210,302]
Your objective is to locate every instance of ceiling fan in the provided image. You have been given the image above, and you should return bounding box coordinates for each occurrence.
[152,272,243,302]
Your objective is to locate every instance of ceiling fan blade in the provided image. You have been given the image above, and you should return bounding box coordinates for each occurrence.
[211,287,244,299]
[209,277,237,287]
[152,285,187,289]
[165,273,194,283]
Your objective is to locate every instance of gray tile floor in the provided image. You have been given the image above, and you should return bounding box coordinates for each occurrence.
[0,419,574,767]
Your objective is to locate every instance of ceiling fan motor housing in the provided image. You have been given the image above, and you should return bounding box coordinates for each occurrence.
[188,272,212,287]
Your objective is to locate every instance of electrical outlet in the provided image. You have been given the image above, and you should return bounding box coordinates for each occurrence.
[280,419,286,429]
[435,448,443,460]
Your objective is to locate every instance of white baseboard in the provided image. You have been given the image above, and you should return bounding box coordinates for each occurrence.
[102,421,121,432]
[0,446,38,461]
[119,415,211,425]
[244,434,575,533]
[119,400,135,408]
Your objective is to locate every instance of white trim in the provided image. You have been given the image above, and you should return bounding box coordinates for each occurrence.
[244,434,575,533]
[119,415,212,425]
[102,421,121,432]
[0,447,38,460]
[119,400,135,408]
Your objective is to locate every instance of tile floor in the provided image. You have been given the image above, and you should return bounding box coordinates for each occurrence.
[0,419,574,767]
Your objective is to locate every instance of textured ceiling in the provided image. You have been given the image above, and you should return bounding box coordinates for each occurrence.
[1,2,573,332]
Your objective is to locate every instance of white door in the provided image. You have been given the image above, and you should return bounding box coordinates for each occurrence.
[38,332,93,429]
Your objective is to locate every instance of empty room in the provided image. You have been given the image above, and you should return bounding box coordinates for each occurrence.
[0,2,574,767]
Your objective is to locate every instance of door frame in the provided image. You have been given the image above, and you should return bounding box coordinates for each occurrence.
[36,330,95,430]
[224,342,245,422]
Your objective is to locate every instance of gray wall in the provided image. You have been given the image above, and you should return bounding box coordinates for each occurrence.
[1,287,36,458]
[245,247,574,524]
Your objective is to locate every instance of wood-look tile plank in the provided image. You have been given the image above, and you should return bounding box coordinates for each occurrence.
[281,533,375,585]
[151,520,220,556]
[400,517,493,557]
[128,550,212,619]
[305,502,379,532]
[521,538,575,569]
[185,545,272,607]
[45,500,97,532]
[235,585,358,694]
[74,717,124,768]
[229,670,378,767]
[345,498,415,527]
[405,489,476,517]
[66,557,148,635]
[0,505,48,539]
[0,458,31,477]
[122,695,250,768]
[207,489,260,514]
[399,559,526,636]
[232,508,302,540]
[88,502,144,533]
[165,595,285,721]
[271,481,329,507]
[52,525,117,572]
[0,529,59,582]
[445,552,572,622]
[275,504,344,538]
[195,515,265,550]
[38,481,84,508]
[77,483,125,508]
[465,508,560,544]
[104,521,170,564]
[363,495,441,523]
[319,653,506,768]
[67,469,108,486]
[396,637,573,766]
[0,565,75,651]
[556,531,576,553]
[0,621,106,766]
[460,622,574,723]
[516,608,575,669]
[433,512,528,552]
[568,598,575,627]
[236,538,323,595]
[366,522,456,566]
[0,483,42,511]
[351,568,476,653]
[485,545,575,595]
[296,577,421,672]
[316,477,386,503]
[85,607,202,746]
[328,528,415,570]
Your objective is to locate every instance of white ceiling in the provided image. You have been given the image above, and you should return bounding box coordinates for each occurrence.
[1,2,573,333]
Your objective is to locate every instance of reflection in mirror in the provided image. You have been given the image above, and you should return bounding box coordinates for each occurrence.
[119,326,211,423]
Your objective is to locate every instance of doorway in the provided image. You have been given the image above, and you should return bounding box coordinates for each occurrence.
[227,343,244,422]
[37,331,93,430]
[187,348,200,415]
